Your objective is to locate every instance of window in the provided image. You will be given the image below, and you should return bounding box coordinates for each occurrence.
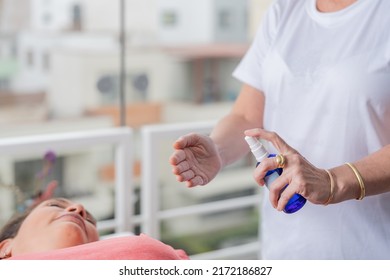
[14,155,63,201]
[0,78,10,90]
[161,11,178,27]
[71,4,82,31]
[218,9,232,29]
[42,52,50,71]
[26,50,34,67]
[42,13,52,25]
[10,40,18,57]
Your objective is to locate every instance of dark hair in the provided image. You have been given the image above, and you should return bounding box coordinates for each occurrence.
[0,207,34,243]
[0,194,57,243]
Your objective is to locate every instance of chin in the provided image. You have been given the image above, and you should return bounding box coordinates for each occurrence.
[55,225,90,247]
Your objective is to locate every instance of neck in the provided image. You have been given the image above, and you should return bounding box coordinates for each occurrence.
[316,0,358,12]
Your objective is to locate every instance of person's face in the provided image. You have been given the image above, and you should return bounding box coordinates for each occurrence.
[10,198,99,256]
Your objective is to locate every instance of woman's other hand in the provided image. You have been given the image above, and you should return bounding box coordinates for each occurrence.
[169,133,223,188]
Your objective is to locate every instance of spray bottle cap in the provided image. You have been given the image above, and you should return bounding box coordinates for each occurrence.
[245,136,269,162]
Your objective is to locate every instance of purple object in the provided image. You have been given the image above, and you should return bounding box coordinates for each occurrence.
[44,150,57,164]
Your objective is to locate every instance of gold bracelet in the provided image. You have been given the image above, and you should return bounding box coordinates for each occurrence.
[324,169,334,205]
[345,162,366,200]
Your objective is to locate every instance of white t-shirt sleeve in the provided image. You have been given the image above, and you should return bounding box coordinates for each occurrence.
[232,1,281,92]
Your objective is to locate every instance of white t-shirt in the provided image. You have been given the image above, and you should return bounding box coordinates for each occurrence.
[233,0,390,259]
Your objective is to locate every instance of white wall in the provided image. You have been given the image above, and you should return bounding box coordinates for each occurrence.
[82,0,158,39]
[12,32,60,93]
[48,46,120,117]
[157,0,213,45]
[0,0,31,32]
[31,0,79,32]
[12,32,117,94]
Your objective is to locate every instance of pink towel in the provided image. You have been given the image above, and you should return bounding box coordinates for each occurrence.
[9,234,189,260]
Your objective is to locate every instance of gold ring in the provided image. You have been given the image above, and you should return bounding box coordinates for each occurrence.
[275,154,286,169]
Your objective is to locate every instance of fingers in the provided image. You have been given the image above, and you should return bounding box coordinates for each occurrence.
[262,172,301,212]
[169,134,207,188]
[175,170,205,188]
[172,160,190,175]
[169,149,186,166]
[172,136,186,150]
[170,152,194,185]
[170,134,198,166]
[185,176,205,188]
[261,169,291,209]
[169,144,198,186]
[175,169,194,183]
[254,156,282,181]
[274,183,297,212]
[254,156,294,209]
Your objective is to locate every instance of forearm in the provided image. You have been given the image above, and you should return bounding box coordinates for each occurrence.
[210,113,259,168]
[210,84,265,168]
[330,144,390,203]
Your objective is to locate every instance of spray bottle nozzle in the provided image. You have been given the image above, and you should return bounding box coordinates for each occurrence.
[244,136,258,147]
[245,136,269,163]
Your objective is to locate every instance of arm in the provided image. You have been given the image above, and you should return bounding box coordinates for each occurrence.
[210,84,265,167]
[331,145,390,203]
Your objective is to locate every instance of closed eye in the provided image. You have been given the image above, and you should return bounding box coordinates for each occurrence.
[45,198,70,209]
[46,201,66,208]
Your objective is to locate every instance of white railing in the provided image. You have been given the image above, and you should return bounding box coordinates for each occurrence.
[141,121,260,260]
[0,127,134,234]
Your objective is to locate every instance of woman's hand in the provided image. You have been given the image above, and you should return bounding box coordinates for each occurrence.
[245,128,332,211]
[169,133,223,188]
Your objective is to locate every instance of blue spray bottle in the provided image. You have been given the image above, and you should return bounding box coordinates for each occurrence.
[245,136,306,214]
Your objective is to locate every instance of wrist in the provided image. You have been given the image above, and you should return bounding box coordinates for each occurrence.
[213,142,228,170]
[330,164,362,203]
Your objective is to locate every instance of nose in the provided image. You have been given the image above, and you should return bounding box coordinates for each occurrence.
[66,203,87,219]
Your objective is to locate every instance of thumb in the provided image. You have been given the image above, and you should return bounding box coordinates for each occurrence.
[173,133,200,149]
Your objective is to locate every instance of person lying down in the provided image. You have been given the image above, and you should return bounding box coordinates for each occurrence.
[0,197,189,260]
